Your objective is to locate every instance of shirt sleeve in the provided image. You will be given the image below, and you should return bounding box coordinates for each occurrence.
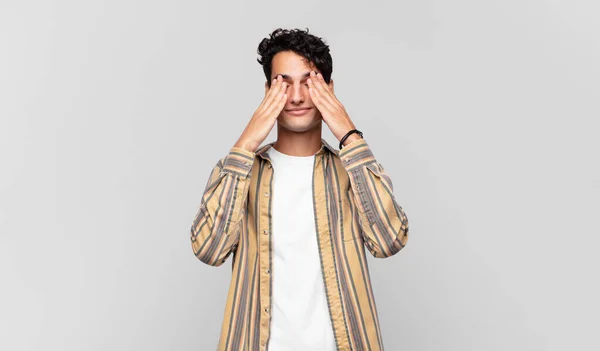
[190,147,255,266]
[339,138,409,258]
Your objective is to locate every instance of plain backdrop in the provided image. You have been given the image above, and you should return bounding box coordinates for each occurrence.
[1,0,598,350]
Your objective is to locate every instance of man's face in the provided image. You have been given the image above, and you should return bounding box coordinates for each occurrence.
[266,50,333,133]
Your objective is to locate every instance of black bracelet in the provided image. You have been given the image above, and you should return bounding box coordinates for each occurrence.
[339,129,363,149]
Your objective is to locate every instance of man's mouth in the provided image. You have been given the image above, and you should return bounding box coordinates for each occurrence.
[286,108,312,116]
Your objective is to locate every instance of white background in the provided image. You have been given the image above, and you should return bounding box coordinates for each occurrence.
[1,0,598,350]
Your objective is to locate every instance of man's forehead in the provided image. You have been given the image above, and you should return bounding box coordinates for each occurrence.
[271,54,318,79]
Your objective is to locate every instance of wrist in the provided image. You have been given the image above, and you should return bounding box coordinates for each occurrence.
[233,139,257,153]
[342,133,361,147]
[339,127,363,149]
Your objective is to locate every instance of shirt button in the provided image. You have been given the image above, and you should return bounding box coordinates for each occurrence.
[264,192,269,197]
[244,161,250,165]
[263,229,268,235]
[264,308,269,313]
[266,269,270,274]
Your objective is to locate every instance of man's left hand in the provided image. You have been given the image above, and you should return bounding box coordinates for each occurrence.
[307,71,358,144]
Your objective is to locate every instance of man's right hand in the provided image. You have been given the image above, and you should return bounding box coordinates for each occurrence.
[233,75,288,152]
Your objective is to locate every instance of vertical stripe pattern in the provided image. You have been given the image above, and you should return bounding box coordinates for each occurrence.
[190,137,409,350]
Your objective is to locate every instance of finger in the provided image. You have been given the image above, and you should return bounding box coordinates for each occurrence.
[313,72,342,108]
[308,75,338,108]
[264,77,276,96]
[307,77,335,111]
[308,85,334,118]
[262,76,287,113]
[258,77,278,112]
[309,71,331,93]
[264,89,287,118]
[263,80,287,112]
[263,75,283,101]
[260,76,286,112]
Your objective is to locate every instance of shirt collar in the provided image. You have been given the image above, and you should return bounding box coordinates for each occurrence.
[255,137,338,161]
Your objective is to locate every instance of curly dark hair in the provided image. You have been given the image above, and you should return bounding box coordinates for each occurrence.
[257,28,333,87]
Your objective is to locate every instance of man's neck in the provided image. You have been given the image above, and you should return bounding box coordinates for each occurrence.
[273,123,323,157]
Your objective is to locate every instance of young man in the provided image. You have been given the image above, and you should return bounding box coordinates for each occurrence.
[191,28,409,351]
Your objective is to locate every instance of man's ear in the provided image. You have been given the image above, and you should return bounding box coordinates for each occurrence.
[328,79,334,93]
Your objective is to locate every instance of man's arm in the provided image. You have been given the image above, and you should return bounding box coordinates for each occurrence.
[339,138,409,258]
[190,75,287,266]
[190,147,255,267]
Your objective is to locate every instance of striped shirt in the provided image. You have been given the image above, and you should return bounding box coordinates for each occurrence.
[191,137,410,351]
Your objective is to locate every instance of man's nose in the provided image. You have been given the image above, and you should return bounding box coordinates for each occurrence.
[290,83,305,104]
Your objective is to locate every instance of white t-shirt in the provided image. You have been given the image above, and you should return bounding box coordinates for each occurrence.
[266,146,337,351]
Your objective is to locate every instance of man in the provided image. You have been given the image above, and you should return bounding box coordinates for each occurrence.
[191,28,409,351]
